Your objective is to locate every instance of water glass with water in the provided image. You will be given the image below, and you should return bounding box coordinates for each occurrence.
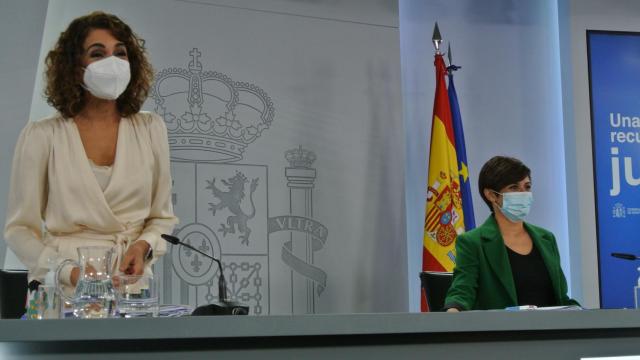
[114,274,159,318]
[55,246,118,319]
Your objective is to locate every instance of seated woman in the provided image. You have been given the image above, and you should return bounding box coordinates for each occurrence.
[444,156,579,311]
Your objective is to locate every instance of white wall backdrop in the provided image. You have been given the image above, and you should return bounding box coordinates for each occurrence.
[400,0,573,311]
[4,0,407,314]
[0,0,48,269]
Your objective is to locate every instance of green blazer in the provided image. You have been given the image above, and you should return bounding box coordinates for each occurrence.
[444,215,579,310]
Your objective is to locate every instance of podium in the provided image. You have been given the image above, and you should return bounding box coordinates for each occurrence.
[2,310,640,359]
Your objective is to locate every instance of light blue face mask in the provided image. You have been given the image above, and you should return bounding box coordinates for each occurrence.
[493,191,533,222]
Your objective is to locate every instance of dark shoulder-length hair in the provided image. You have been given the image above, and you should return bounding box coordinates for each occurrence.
[44,11,153,118]
[478,156,531,212]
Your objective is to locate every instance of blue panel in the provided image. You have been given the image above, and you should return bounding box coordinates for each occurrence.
[588,31,640,309]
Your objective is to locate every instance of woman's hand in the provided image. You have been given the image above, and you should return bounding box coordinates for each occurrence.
[119,240,150,275]
[446,307,460,313]
[70,264,96,286]
[70,267,80,286]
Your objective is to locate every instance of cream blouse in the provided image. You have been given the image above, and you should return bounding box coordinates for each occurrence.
[4,111,178,285]
[89,159,113,191]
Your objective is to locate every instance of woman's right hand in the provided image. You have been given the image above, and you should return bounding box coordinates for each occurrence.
[70,267,80,286]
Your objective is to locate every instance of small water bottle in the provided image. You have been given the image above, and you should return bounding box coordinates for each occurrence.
[635,267,640,309]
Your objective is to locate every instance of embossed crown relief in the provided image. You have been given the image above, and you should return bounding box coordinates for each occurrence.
[151,49,328,315]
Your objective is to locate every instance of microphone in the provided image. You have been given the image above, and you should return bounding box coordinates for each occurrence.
[612,252,640,261]
[161,234,248,316]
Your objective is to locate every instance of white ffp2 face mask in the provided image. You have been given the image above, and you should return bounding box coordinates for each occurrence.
[83,56,131,100]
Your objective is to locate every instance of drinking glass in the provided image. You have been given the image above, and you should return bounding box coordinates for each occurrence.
[36,285,61,319]
[114,275,159,318]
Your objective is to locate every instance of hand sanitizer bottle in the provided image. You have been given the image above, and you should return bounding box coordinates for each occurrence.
[634,267,640,309]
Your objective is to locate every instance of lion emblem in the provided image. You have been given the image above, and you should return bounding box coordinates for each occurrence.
[206,171,259,245]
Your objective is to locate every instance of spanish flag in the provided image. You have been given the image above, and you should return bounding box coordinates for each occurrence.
[422,54,465,311]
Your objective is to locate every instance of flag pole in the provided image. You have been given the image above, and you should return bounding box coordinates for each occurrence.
[423,22,465,310]
[447,42,461,74]
[432,22,443,54]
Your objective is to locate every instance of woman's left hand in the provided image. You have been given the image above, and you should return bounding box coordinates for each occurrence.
[119,240,151,275]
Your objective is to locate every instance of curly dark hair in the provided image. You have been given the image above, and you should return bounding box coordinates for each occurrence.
[44,11,153,118]
[478,156,531,212]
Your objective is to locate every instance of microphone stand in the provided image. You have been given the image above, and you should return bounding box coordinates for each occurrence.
[162,234,249,315]
[612,252,640,309]
[612,253,640,261]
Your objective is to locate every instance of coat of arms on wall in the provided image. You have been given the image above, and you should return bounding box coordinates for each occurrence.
[150,48,328,314]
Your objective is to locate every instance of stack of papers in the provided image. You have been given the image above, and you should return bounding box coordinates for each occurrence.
[505,305,583,311]
[158,304,193,317]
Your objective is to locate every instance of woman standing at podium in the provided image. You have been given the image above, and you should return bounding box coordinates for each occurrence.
[4,12,178,291]
[444,156,578,311]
